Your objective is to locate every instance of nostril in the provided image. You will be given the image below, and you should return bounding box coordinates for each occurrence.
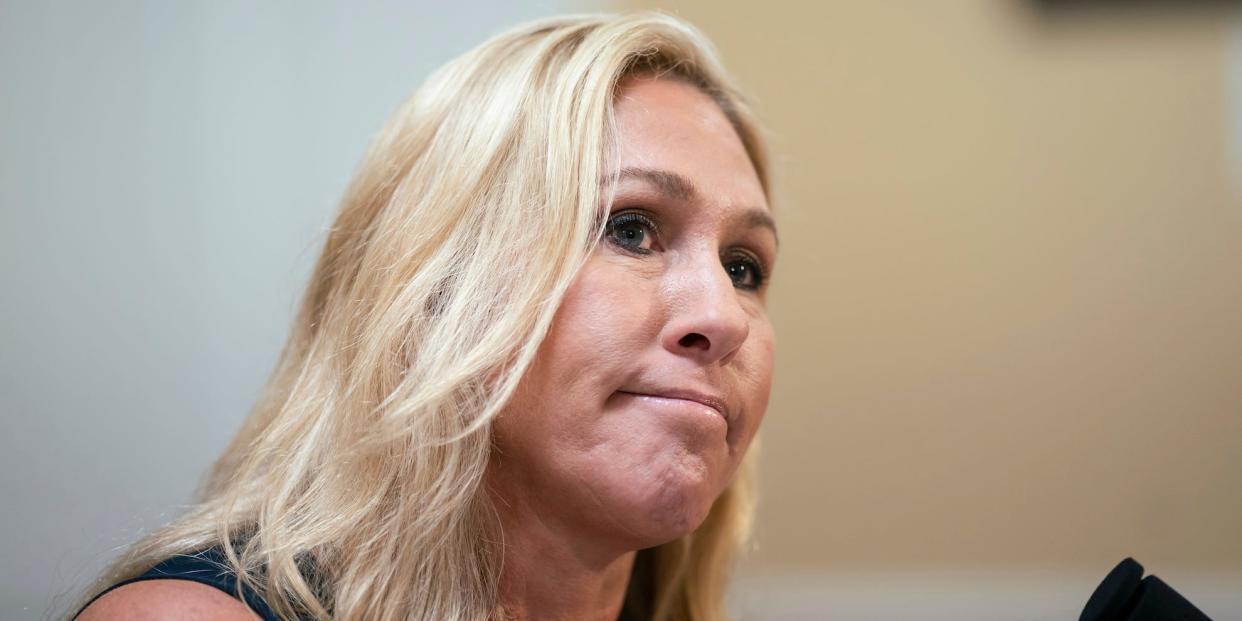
[678,332,710,350]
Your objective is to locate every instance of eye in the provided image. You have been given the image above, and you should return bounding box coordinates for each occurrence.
[723,251,765,291]
[604,211,658,253]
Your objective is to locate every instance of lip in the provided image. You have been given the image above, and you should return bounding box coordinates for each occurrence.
[617,389,730,424]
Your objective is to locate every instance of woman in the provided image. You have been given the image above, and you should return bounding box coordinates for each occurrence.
[76,11,776,621]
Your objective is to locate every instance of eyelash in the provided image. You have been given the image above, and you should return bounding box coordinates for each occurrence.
[722,249,766,291]
[602,209,768,291]
[605,211,659,254]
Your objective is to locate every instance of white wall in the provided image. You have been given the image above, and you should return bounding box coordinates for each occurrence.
[0,2,573,618]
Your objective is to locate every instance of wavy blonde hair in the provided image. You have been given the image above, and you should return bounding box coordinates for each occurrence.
[79,12,771,621]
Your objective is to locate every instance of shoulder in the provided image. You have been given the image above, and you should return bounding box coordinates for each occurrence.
[77,579,262,621]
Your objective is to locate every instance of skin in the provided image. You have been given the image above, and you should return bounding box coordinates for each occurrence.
[487,76,777,621]
[77,579,258,620]
[78,75,775,621]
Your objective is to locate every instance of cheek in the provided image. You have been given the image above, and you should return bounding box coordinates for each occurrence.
[540,257,661,385]
[751,322,776,405]
[497,258,659,447]
[730,318,776,453]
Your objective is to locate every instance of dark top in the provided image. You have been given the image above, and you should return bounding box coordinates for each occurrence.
[76,547,283,620]
[80,546,653,621]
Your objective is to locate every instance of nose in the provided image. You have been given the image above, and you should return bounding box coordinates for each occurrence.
[659,252,751,366]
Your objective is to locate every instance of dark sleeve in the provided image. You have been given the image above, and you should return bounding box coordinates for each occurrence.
[74,548,282,620]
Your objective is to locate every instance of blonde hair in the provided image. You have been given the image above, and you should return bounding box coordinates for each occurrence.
[80,12,771,621]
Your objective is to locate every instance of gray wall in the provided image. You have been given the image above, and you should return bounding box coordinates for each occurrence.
[0,2,572,618]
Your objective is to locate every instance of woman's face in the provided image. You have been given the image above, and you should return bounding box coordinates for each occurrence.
[490,76,776,549]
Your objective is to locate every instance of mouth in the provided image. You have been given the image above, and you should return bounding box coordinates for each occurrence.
[616,389,730,424]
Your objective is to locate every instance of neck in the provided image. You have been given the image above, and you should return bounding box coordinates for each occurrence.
[486,478,637,621]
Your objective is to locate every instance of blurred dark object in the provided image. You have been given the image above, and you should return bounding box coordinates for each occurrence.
[1035,0,1241,7]
[1080,558,1213,621]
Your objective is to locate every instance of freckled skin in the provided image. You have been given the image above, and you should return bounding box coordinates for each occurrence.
[489,76,776,555]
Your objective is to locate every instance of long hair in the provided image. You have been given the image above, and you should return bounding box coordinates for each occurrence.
[80,12,771,620]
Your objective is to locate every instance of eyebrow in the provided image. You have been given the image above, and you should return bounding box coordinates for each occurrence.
[609,166,779,244]
[617,166,698,202]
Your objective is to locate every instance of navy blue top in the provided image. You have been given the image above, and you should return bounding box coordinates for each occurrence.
[76,547,284,620]
[80,547,651,620]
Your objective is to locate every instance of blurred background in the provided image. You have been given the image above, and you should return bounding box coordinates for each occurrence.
[2,1,1239,619]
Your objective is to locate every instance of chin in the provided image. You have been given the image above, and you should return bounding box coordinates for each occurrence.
[610,471,721,548]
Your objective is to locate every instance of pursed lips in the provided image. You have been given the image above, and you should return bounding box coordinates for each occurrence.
[617,389,730,424]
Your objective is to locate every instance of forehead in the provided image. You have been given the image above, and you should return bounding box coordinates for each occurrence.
[612,77,767,212]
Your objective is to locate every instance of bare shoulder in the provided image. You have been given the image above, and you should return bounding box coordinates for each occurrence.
[77,579,261,621]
